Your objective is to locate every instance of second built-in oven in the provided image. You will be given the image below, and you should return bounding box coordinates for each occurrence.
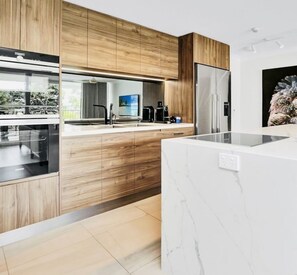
[0,119,59,183]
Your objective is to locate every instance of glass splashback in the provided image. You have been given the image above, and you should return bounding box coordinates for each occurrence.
[62,73,164,123]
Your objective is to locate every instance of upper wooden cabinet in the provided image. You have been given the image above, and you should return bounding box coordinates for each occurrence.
[140,27,161,76]
[61,2,87,66]
[0,0,21,49]
[160,33,179,79]
[88,11,117,71]
[193,33,230,70]
[20,0,60,55]
[117,19,141,74]
[60,5,178,78]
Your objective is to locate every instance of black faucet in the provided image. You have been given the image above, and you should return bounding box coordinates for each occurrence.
[93,104,108,124]
[109,103,114,125]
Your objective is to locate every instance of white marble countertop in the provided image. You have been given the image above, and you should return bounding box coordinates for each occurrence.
[164,124,297,160]
[62,123,194,137]
[162,124,297,275]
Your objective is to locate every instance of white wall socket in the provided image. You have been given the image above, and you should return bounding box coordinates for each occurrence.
[219,153,240,172]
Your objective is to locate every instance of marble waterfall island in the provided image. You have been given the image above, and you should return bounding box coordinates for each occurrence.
[161,125,297,275]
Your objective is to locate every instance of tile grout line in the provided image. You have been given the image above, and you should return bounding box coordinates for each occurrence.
[81,223,131,274]
[131,255,162,274]
[2,224,93,272]
[81,211,162,275]
[2,236,96,274]
[134,205,161,222]
[79,205,148,236]
[2,247,10,275]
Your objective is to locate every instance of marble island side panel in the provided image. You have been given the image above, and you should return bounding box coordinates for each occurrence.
[161,135,297,275]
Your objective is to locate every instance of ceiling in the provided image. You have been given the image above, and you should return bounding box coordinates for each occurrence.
[66,0,297,58]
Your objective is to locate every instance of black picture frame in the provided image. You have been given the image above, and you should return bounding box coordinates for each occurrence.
[262,65,297,126]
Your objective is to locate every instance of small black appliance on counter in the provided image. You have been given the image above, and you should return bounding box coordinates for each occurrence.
[156,102,169,123]
[142,106,155,122]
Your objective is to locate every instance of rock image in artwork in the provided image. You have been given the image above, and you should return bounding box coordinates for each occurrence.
[268,75,297,126]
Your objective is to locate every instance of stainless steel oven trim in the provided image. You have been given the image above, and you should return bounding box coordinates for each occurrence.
[0,118,60,126]
[0,59,59,73]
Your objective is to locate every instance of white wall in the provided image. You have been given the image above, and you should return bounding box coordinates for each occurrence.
[108,80,143,117]
[232,49,297,131]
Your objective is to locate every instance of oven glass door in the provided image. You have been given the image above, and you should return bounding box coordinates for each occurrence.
[0,124,57,182]
[0,66,59,117]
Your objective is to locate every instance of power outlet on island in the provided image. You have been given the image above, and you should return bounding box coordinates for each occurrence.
[219,153,240,172]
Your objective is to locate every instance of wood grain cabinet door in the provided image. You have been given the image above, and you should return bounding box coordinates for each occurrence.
[117,19,141,74]
[61,2,87,66]
[0,175,58,233]
[140,27,161,77]
[0,0,21,49]
[193,34,230,70]
[101,133,135,202]
[134,130,163,192]
[61,136,102,214]
[161,127,194,139]
[160,33,178,79]
[20,0,60,55]
[88,11,117,71]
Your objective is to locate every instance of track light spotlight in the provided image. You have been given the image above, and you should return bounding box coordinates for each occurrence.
[250,44,256,53]
[275,40,284,49]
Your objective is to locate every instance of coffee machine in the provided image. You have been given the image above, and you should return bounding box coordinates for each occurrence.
[156,102,169,123]
[142,106,154,122]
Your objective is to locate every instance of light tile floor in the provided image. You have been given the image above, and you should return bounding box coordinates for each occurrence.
[0,194,164,275]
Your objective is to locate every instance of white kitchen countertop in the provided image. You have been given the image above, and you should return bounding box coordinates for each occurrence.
[62,123,194,137]
[162,124,297,275]
[165,124,297,160]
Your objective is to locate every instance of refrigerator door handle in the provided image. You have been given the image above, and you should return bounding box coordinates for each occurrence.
[216,94,221,133]
[211,94,217,133]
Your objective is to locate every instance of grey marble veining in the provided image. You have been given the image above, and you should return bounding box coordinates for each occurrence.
[162,125,297,275]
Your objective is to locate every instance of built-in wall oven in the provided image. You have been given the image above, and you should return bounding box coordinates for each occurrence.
[0,119,59,182]
[0,48,60,182]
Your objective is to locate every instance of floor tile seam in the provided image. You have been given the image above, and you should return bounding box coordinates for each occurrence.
[134,206,161,221]
[3,225,93,272]
[90,215,161,274]
[90,231,131,275]
[1,248,10,275]
[79,206,148,234]
[130,255,161,274]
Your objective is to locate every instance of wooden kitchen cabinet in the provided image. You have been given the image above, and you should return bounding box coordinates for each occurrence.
[61,2,88,66]
[161,127,194,138]
[88,11,117,71]
[193,33,230,70]
[101,133,135,202]
[160,33,179,79]
[134,130,163,192]
[20,0,60,55]
[117,19,141,74]
[0,0,21,49]
[140,27,161,77]
[61,135,102,214]
[134,127,194,192]
[0,174,58,233]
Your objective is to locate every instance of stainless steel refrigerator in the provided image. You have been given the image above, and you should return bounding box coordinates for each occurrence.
[195,64,231,135]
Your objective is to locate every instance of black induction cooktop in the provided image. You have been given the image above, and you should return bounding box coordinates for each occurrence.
[187,132,288,147]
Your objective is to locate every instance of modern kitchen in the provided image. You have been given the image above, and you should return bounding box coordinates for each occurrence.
[0,0,297,274]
